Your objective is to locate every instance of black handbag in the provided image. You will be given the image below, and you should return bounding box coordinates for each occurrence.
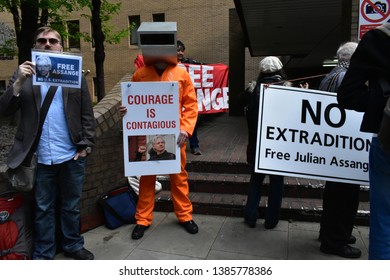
[98,186,137,229]
[7,86,58,192]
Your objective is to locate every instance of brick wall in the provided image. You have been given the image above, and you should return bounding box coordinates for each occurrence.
[79,73,132,232]
[351,0,359,42]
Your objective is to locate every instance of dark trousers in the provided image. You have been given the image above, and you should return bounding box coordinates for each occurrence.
[33,157,86,259]
[189,124,199,149]
[320,181,360,249]
[244,173,284,226]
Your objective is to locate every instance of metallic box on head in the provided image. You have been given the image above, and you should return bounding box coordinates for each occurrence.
[137,22,177,65]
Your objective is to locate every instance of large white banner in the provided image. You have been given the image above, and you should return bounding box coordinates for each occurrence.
[255,85,370,185]
[121,82,180,176]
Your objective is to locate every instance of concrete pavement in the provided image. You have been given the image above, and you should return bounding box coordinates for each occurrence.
[55,212,369,260]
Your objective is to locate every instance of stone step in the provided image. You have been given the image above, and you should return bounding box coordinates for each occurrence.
[185,161,251,174]
[153,190,370,226]
[157,172,370,202]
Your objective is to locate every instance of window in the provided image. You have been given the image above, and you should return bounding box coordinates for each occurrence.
[129,15,140,45]
[0,80,6,96]
[66,20,80,49]
[153,13,165,22]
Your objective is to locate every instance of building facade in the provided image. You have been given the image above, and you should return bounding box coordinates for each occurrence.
[0,0,361,103]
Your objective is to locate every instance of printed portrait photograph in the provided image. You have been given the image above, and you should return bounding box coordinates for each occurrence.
[35,55,53,78]
[128,134,176,162]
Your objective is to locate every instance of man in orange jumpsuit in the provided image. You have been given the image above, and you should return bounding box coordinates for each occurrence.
[120,22,199,239]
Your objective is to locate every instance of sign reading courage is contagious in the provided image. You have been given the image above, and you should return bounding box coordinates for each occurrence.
[121,81,181,176]
[255,85,370,185]
[32,50,82,88]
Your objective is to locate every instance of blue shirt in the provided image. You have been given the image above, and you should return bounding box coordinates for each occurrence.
[37,84,77,165]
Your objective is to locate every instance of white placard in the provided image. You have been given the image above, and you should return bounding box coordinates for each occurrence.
[255,85,370,185]
[32,50,82,88]
[121,81,180,176]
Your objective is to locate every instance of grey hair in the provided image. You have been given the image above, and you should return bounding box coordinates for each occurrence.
[336,42,358,61]
[36,55,52,67]
[152,135,165,145]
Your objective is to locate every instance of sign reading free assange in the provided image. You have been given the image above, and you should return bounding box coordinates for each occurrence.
[121,82,180,176]
[32,50,82,88]
[255,85,370,185]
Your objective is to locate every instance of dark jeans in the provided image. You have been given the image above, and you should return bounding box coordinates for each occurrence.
[369,137,390,259]
[189,125,199,149]
[32,157,86,259]
[319,181,360,250]
[244,173,284,226]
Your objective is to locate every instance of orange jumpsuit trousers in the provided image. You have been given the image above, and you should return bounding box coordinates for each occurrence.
[132,63,198,226]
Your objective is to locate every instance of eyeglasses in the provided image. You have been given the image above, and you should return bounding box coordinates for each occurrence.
[36,38,60,45]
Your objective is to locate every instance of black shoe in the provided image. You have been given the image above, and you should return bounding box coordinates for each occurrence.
[319,234,357,244]
[180,220,199,234]
[320,244,362,259]
[132,225,149,240]
[264,222,278,229]
[348,235,357,244]
[64,248,94,260]
[244,218,256,228]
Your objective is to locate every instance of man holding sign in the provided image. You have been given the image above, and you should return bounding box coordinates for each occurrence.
[120,22,199,240]
[0,27,95,260]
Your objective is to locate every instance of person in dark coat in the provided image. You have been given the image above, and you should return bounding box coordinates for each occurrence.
[242,56,289,229]
[318,42,362,259]
[177,40,203,155]
[338,20,390,260]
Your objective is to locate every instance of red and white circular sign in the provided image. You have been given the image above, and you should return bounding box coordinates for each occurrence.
[360,0,390,23]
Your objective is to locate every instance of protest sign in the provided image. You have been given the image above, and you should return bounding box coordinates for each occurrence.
[178,63,229,114]
[255,85,370,185]
[121,81,180,176]
[31,50,82,88]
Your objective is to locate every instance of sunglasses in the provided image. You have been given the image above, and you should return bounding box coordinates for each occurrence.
[36,38,60,45]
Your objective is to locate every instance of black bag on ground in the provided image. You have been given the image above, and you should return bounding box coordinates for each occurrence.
[98,186,137,229]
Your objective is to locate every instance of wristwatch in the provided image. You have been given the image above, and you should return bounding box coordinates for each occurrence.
[84,147,92,155]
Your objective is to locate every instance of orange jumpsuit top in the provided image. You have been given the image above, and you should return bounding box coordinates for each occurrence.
[132,64,198,136]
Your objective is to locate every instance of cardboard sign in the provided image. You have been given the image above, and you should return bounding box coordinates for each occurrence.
[32,50,83,88]
[254,85,370,185]
[121,81,180,176]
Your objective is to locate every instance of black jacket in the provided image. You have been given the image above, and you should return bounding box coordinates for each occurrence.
[337,28,390,133]
[150,150,175,161]
[0,71,95,169]
[244,74,285,165]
